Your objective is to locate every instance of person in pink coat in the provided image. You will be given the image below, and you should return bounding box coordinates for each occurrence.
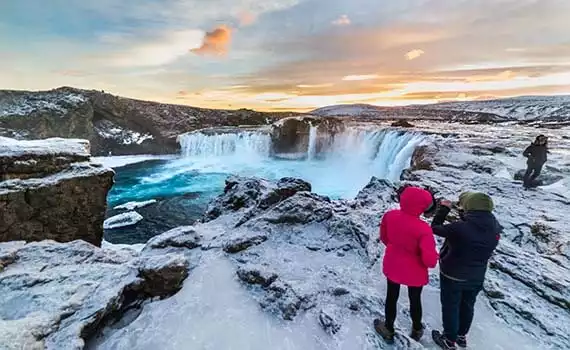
[374,186,439,343]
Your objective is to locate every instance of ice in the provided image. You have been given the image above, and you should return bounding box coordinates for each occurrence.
[103,211,143,229]
[91,155,177,168]
[113,199,157,211]
[0,137,90,158]
[94,253,372,350]
[101,240,145,253]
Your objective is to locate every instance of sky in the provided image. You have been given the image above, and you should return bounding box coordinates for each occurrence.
[1,0,569,111]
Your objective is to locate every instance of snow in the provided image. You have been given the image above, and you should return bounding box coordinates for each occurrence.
[0,137,90,158]
[91,155,177,168]
[0,163,112,196]
[0,92,86,118]
[94,122,154,145]
[431,95,570,121]
[311,104,383,117]
[103,211,144,230]
[101,240,145,253]
[113,199,157,211]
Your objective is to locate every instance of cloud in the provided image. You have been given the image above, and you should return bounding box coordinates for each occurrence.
[405,49,425,60]
[297,83,334,88]
[238,11,257,26]
[191,26,233,56]
[342,74,379,81]
[332,15,351,26]
[110,30,205,67]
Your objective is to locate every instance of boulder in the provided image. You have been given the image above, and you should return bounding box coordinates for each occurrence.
[391,120,415,128]
[409,144,437,171]
[0,137,113,247]
[270,116,345,156]
[143,226,201,251]
[0,239,190,350]
[514,169,563,186]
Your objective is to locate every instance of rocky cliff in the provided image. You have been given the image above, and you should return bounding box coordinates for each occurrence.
[0,87,300,156]
[0,137,113,246]
[0,239,190,350]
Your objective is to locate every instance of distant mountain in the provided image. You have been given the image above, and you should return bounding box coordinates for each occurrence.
[0,87,299,156]
[311,96,570,124]
[311,104,385,117]
[426,95,570,121]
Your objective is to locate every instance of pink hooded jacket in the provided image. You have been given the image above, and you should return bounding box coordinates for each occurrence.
[380,187,439,287]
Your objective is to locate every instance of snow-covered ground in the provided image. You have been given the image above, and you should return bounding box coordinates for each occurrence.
[0,136,90,158]
[91,155,177,169]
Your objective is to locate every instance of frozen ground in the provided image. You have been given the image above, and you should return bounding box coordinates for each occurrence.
[91,155,177,169]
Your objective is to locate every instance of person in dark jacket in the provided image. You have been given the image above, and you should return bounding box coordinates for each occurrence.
[430,192,501,350]
[522,135,548,188]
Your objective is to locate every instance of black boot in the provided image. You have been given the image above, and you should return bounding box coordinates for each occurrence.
[456,335,467,348]
[432,330,457,350]
[410,325,424,341]
[374,318,395,344]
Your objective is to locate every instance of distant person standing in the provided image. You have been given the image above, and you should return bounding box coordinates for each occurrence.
[522,135,548,189]
[430,192,501,350]
[374,186,439,344]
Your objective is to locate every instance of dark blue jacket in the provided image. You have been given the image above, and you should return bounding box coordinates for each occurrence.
[431,207,501,282]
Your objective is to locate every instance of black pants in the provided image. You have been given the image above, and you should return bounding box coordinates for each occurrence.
[440,274,483,342]
[523,162,543,187]
[385,279,423,331]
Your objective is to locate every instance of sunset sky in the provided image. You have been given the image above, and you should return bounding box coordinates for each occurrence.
[1,0,569,111]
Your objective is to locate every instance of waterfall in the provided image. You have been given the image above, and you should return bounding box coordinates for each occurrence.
[324,129,425,182]
[177,132,271,158]
[307,125,318,160]
[176,127,425,183]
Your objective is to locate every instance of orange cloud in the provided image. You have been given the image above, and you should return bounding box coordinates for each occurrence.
[405,49,425,60]
[191,26,232,56]
[332,15,351,26]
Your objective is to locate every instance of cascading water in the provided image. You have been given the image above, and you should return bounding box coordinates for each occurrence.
[307,125,318,160]
[108,127,427,243]
[177,132,271,158]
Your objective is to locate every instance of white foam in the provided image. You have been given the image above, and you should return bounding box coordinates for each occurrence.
[103,211,143,230]
[114,200,157,211]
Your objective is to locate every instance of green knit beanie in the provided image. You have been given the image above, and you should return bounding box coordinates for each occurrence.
[459,192,494,212]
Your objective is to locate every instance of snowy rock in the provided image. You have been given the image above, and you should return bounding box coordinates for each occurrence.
[514,169,564,186]
[0,137,91,180]
[223,234,268,253]
[103,211,144,230]
[0,239,191,350]
[143,226,201,251]
[0,87,298,156]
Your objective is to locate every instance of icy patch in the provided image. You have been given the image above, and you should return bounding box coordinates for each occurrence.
[101,240,145,253]
[0,137,90,158]
[91,155,177,168]
[94,253,372,350]
[103,211,143,230]
[113,199,157,211]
